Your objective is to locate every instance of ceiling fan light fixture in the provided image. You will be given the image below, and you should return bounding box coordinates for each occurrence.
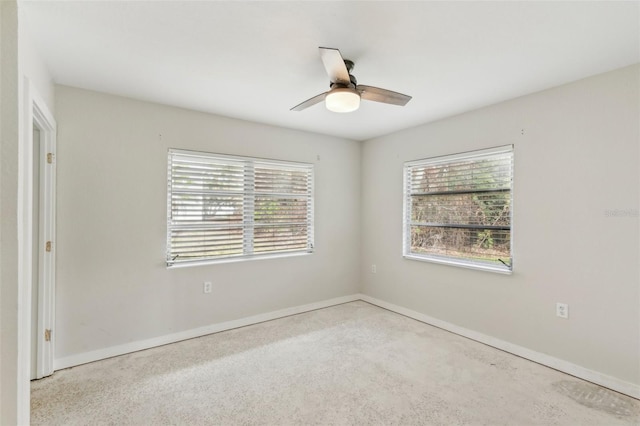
[325,88,360,113]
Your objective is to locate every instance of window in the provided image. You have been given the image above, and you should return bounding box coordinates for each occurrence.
[167,149,314,266]
[403,145,513,273]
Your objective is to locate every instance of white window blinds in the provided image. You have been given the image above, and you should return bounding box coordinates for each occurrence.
[167,149,314,266]
[403,145,513,273]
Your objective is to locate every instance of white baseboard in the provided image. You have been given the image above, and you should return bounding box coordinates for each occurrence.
[54,292,639,400]
[358,294,640,400]
[54,294,360,371]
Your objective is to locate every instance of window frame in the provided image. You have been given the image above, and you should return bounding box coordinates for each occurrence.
[167,149,314,268]
[402,145,514,274]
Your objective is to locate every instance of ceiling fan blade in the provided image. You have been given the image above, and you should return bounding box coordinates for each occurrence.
[319,47,350,85]
[357,85,412,106]
[290,92,327,111]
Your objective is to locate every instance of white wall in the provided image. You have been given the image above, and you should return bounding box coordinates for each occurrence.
[361,64,640,388]
[54,86,361,359]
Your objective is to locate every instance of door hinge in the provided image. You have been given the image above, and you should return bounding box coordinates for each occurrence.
[45,241,52,252]
[47,153,54,164]
[44,329,52,342]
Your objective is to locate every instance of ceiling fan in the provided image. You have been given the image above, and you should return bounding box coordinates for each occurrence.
[291,47,412,113]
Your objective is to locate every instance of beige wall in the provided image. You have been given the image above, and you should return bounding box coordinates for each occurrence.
[19,6,55,114]
[0,2,21,423]
[54,86,361,359]
[360,64,640,387]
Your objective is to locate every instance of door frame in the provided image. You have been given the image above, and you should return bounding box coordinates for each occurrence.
[19,77,57,390]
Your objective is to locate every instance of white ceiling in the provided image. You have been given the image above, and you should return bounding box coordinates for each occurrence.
[22,1,640,141]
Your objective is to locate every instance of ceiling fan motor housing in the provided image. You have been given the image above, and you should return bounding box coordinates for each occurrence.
[330,60,357,89]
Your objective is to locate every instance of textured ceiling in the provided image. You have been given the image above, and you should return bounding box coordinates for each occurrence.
[21,1,640,141]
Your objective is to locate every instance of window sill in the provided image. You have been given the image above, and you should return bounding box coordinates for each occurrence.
[167,251,313,269]
[403,254,512,275]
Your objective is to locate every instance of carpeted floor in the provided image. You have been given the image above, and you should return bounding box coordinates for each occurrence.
[31,301,640,425]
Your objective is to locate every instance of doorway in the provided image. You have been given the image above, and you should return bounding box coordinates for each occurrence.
[30,124,41,380]
[23,81,57,383]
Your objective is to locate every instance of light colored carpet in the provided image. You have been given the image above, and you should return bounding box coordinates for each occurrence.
[31,301,640,425]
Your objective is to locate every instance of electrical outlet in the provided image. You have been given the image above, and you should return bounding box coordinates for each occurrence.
[203,281,212,294]
[371,264,377,274]
[556,302,569,319]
